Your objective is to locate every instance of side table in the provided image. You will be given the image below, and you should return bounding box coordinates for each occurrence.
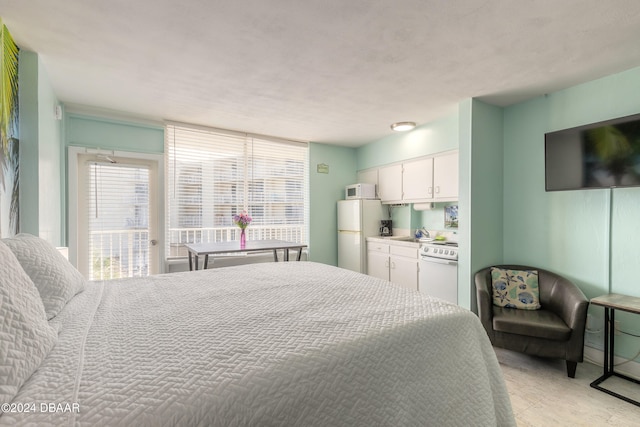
[590,293,640,407]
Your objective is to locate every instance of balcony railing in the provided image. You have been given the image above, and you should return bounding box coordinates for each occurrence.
[88,225,307,279]
[90,229,150,281]
[168,225,306,258]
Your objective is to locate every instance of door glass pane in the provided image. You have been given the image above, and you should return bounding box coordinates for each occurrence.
[87,162,150,280]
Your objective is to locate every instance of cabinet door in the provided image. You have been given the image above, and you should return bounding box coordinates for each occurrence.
[367,251,390,281]
[378,164,403,203]
[433,152,458,200]
[390,256,419,291]
[402,157,434,201]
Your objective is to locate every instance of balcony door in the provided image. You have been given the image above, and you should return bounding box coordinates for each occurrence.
[70,149,163,280]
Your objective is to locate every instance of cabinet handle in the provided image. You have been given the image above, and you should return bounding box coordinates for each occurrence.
[428,187,433,194]
[435,186,440,194]
[385,260,389,268]
[391,261,396,269]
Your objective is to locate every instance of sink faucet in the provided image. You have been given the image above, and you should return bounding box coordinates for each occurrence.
[421,227,430,238]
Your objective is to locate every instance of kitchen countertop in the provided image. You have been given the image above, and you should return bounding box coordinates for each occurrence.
[366,236,424,248]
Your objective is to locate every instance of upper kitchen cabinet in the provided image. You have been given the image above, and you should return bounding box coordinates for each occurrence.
[432,151,458,201]
[402,157,433,202]
[373,150,459,204]
[378,164,403,203]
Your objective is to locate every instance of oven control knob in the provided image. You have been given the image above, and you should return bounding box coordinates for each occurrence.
[451,251,456,256]
[444,250,449,255]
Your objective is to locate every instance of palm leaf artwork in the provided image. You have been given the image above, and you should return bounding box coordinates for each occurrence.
[585,126,633,186]
[8,136,19,231]
[0,20,20,236]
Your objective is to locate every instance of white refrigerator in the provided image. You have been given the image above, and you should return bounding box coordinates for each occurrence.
[337,199,385,273]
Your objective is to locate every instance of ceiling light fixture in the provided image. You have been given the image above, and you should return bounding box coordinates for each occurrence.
[391,121,416,132]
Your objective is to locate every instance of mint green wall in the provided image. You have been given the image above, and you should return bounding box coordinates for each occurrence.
[389,205,411,231]
[18,51,63,245]
[18,51,38,238]
[309,142,357,265]
[458,99,504,311]
[66,114,164,153]
[503,66,640,358]
[356,113,458,170]
[414,204,447,230]
[458,100,473,310]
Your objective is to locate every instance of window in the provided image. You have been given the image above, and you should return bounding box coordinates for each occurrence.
[165,123,308,258]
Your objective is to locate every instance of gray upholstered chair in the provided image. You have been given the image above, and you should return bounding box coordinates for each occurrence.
[475,265,589,378]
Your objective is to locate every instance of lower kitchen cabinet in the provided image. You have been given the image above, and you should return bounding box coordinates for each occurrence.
[367,250,390,281]
[367,241,419,291]
[389,246,419,291]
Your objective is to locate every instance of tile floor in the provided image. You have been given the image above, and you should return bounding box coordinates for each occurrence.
[496,348,640,426]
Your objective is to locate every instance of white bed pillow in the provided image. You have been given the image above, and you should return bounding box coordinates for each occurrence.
[0,240,58,404]
[2,234,86,320]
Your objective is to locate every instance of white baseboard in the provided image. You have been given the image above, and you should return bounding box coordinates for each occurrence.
[584,345,640,381]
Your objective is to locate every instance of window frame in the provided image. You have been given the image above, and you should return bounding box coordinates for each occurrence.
[68,146,165,274]
[165,122,309,260]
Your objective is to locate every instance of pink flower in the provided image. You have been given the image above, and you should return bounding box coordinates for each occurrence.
[233,211,252,229]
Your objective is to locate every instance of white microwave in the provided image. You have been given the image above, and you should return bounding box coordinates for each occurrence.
[345,183,376,200]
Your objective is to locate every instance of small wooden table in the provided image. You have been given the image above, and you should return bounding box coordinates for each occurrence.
[184,240,307,271]
[590,293,640,407]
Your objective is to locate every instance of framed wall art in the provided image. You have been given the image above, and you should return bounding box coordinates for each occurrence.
[444,205,458,229]
[0,21,20,237]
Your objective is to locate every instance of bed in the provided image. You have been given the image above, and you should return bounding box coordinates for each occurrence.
[1,234,515,426]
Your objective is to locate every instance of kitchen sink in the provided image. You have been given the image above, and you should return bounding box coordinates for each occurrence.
[387,236,419,242]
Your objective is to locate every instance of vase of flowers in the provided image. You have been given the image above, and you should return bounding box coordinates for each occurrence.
[233,211,252,248]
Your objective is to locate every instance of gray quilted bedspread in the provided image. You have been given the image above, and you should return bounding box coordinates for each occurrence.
[2,262,515,426]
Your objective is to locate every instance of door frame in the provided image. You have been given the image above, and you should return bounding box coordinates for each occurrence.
[68,146,165,276]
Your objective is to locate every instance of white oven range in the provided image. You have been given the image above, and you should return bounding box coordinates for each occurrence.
[418,241,458,305]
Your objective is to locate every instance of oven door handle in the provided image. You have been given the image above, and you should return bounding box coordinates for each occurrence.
[420,256,458,266]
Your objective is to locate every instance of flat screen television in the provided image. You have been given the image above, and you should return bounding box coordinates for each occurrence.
[545,113,640,191]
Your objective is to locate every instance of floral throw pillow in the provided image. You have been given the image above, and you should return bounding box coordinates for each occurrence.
[491,268,541,310]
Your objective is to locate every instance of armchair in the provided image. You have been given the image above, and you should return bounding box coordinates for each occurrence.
[475,265,589,378]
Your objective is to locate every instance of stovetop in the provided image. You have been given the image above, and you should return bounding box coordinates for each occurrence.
[430,241,458,247]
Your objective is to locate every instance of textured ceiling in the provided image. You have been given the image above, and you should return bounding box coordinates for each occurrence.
[2,0,640,146]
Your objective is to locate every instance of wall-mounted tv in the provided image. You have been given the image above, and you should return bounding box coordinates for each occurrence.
[545,113,640,191]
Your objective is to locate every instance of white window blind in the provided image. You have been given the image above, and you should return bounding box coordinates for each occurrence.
[85,161,150,280]
[166,123,308,258]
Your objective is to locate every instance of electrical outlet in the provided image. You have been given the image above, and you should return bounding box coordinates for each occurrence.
[615,320,621,336]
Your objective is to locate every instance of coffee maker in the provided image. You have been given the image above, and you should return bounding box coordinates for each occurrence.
[380,220,392,236]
